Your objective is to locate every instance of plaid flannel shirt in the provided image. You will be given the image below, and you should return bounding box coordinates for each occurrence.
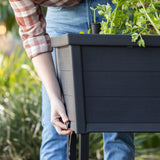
[9,0,81,59]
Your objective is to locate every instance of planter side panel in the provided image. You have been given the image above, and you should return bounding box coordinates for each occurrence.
[56,46,86,133]
[81,46,160,126]
[55,47,76,128]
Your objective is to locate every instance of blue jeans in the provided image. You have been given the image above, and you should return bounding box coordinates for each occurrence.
[40,0,135,159]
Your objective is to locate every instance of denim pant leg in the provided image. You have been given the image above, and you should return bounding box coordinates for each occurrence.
[40,0,135,159]
[103,133,135,160]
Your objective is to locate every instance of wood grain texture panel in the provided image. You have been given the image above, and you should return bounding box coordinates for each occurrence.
[85,97,160,123]
[52,34,160,47]
[58,70,74,96]
[86,123,160,132]
[82,47,160,71]
[84,72,160,96]
[56,47,72,71]
[64,95,76,123]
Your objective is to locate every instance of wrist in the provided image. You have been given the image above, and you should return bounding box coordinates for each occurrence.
[49,93,62,103]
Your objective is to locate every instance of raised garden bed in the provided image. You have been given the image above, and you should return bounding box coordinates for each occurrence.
[51,33,160,133]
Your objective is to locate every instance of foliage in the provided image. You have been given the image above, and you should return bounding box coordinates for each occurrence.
[97,0,160,47]
[0,49,42,159]
[89,133,103,160]
[0,0,18,35]
[135,133,160,159]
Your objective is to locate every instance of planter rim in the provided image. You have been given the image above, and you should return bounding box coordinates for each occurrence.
[51,33,160,48]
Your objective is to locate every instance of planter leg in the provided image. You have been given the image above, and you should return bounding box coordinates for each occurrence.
[79,133,89,160]
[67,132,76,160]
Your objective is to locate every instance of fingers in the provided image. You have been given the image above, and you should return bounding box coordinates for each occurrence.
[55,126,72,135]
[51,118,71,135]
[51,108,71,135]
[51,119,67,130]
[50,98,71,135]
[59,111,69,124]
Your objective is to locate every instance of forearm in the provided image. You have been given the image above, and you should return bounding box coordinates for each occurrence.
[32,52,61,102]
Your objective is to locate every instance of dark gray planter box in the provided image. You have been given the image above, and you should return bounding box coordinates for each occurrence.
[51,33,160,133]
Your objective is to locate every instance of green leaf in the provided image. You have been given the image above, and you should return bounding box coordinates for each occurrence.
[132,32,140,42]
[138,38,145,47]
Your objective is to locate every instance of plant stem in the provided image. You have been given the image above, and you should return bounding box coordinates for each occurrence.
[109,6,118,34]
[94,9,96,23]
[140,0,160,35]
[90,7,97,23]
[151,0,159,20]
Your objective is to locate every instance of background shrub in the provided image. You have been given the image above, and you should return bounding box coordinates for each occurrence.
[0,50,42,159]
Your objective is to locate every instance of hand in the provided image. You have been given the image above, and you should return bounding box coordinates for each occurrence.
[50,98,72,135]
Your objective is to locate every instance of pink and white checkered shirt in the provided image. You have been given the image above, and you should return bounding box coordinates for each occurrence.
[9,0,81,59]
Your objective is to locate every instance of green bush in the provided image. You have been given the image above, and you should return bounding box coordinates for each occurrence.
[0,49,42,159]
[135,132,160,160]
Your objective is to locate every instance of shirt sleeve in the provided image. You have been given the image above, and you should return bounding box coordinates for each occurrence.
[9,0,53,59]
[9,0,81,59]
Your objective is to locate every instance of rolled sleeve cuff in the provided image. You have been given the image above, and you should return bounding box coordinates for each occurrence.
[23,34,53,59]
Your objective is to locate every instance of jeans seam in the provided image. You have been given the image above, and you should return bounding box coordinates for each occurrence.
[85,0,90,28]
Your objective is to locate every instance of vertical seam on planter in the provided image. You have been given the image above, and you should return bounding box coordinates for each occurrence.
[79,45,88,132]
[70,45,86,133]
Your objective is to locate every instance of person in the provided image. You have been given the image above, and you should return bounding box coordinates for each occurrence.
[9,0,135,159]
